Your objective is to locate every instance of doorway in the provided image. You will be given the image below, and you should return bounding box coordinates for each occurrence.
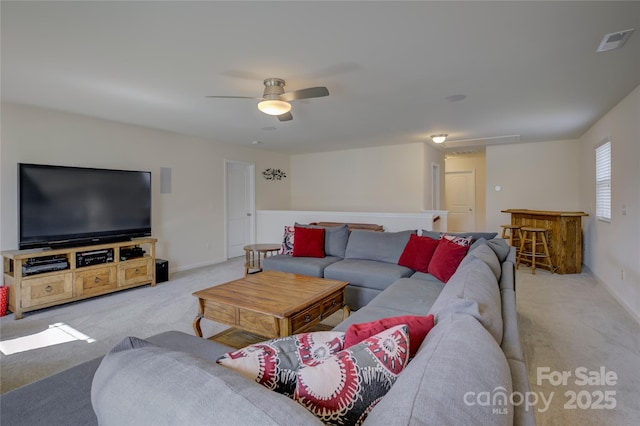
[445,170,476,232]
[225,161,255,258]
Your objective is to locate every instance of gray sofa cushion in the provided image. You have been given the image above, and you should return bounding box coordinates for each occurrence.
[471,237,511,263]
[467,243,502,280]
[324,258,414,291]
[344,285,384,311]
[262,254,342,277]
[146,330,235,360]
[92,337,321,425]
[429,258,504,344]
[362,314,513,426]
[409,270,443,282]
[367,278,444,315]
[345,229,415,264]
[296,223,349,258]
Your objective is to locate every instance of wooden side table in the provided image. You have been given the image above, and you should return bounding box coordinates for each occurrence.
[243,244,281,275]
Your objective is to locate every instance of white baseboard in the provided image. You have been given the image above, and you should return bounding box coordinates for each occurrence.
[171,257,228,274]
[583,265,640,325]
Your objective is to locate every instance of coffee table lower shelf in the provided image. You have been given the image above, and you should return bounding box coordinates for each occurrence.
[210,322,335,349]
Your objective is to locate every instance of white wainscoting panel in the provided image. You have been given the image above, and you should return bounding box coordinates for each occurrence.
[256,210,448,244]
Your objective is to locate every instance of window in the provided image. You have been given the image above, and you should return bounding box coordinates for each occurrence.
[595,140,611,222]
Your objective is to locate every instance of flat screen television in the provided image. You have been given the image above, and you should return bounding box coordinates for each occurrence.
[19,163,152,250]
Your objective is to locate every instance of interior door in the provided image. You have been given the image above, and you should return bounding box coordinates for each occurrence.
[226,161,255,258]
[445,170,476,232]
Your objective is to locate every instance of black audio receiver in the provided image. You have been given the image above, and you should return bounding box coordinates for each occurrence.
[76,248,114,267]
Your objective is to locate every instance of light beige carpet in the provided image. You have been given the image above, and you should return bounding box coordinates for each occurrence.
[0,257,246,393]
[516,266,640,426]
[1,258,638,425]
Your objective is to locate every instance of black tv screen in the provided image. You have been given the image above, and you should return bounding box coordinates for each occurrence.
[19,163,152,249]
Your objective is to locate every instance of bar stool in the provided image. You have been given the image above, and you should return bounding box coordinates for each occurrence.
[517,227,554,275]
[500,224,522,249]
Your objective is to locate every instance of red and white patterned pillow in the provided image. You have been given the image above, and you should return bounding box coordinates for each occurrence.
[281,225,295,255]
[216,331,344,397]
[441,233,473,247]
[293,325,410,425]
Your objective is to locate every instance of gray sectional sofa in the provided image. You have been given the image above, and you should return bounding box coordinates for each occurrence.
[0,229,535,426]
[264,226,498,310]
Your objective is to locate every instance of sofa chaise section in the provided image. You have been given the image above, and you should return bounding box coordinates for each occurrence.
[324,229,415,309]
[262,254,342,277]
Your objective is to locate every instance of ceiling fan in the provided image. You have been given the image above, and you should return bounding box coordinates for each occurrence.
[206,78,329,122]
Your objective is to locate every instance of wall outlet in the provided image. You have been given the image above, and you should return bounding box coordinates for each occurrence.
[621,269,625,280]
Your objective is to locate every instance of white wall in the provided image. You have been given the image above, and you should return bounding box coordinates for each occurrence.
[578,85,640,321]
[290,142,445,213]
[445,150,487,230]
[0,103,291,271]
[485,139,581,233]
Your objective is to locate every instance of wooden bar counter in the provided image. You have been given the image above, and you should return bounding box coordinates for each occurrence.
[501,209,588,274]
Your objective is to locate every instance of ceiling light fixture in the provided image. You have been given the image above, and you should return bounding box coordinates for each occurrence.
[257,100,291,116]
[431,134,448,144]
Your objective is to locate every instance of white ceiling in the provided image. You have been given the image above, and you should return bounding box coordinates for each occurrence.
[2,1,639,154]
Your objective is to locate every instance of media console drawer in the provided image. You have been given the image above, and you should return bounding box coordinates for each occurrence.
[76,266,117,296]
[21,273,73,309]
[118,258,153,287]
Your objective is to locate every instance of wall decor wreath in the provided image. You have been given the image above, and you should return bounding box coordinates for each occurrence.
[263,168,287,181]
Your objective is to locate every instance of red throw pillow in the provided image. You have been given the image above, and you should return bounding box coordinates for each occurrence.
[428,238,469,283]
[397,234,440,272]
[344,314,435,357]
[292,226,325,258]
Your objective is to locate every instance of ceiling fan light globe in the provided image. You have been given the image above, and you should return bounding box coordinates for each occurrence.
[431,134,448,144]
[258,100,291,116]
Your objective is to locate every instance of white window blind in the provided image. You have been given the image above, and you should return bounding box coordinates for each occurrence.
[595,141,611,221]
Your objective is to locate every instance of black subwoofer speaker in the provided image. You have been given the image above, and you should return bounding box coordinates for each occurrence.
[155,259,169,283]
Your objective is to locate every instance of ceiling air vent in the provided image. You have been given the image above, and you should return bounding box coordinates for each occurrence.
[597,29,635,52]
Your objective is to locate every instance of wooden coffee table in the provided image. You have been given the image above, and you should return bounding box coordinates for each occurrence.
[192,270,350,339]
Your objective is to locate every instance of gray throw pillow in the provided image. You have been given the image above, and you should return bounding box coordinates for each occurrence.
[467,244,502,280]
[469,237,510,263]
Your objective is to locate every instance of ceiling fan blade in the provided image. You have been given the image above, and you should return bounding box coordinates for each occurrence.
[280,86,329,102]
[205,95,262,99]
[278,112,293,122]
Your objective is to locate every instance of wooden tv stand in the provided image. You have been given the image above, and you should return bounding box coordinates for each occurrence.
[2,238,157,319]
